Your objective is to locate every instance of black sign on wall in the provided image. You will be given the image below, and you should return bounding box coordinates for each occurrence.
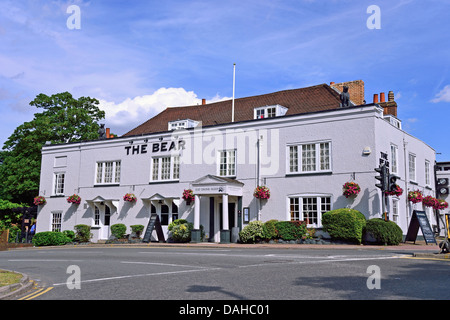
[404,210,437,245]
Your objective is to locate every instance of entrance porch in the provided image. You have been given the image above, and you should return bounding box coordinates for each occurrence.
[191,175,244,243]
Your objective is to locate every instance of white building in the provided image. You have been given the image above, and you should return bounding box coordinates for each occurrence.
[36,80,439,242]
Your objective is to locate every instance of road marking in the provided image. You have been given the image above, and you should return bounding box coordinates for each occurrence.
[52,267,222,287]
[120,261,210,269]
[18,287,54,300]
[401,256,450,262]
[8,259,83,262]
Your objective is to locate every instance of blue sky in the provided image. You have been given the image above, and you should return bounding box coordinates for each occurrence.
[1,0,450,161]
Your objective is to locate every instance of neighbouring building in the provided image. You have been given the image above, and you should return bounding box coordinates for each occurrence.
[36,80,441,242]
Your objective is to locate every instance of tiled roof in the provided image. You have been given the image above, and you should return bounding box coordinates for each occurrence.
[123,83,341,136]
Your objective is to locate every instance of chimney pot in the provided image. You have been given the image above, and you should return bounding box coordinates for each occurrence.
[380,92,385,103]
[388,91,394,102]
[330,82,335,86]
[373,93,379,103]
[202,98,206,105]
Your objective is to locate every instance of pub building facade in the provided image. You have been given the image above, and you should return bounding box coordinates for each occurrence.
[36,80,440,242]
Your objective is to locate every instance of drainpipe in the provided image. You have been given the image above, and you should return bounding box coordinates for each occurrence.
[403,137,410,229]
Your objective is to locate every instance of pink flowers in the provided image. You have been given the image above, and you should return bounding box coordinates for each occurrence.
[408,190,423,204]
[123,193,137,202]
[182,189,195,203]
[423,196,449,210]
[342,182,360,198]
[33,196,46,206]
[254,186,270,200]
[385,184,403,197]
[67,194,81,204]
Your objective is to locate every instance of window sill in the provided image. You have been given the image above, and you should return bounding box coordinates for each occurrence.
[94,184,120,187]
[50,195,65,198]
[285,171,332,177]
[149,180,179,184]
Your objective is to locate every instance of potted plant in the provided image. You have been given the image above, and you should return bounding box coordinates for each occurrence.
[342,182,361,198]
[385,184,403,197]
[33,196,46,206]
[67,194,81,205]
[182,189,195,205]
[408,190,423,204]
[123,193,137,203]
[436,199,449,210]
[254,186,270,200]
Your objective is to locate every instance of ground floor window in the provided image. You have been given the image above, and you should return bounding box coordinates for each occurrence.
[51,211,62,232]
[392,199,399,224]
[289,195,331,227]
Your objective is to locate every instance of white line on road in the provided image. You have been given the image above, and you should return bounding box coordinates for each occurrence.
[120,261,211,269]
[52,267,222,287]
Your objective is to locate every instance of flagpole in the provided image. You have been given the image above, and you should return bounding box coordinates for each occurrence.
[232,63,236,122]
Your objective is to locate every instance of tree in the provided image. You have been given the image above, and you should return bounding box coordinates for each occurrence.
[0,92,105,204]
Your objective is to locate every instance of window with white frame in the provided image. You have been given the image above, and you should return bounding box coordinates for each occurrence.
[51,212,62,232]
[408,153,416,182]
[391,144,398,174]
[289,196,331,227]
[93,207,100,226]
[151,156,180,181]
[218,150,236,177]
[288,142,331,174]
[425,160,430,186]
[254,105,287,119]
[392,199,399,224]
[96,161,121,184]
[53,172,65,195]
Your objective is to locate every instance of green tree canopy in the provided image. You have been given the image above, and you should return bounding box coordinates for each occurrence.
[0,92,105,204]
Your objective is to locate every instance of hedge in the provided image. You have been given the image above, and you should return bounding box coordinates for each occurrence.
[32,231,71,246]
[241,220,308,243]
[110,223,127,239]
[322,208,366,244]
[364,218,403,245]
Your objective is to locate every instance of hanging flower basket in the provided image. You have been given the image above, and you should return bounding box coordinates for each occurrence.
[422,195,437,208]
[123,193,137,202]
[254,186,270,200]
[67,194,81,205]
[385,184,403,197]
[33,196,46,206]
[408,190,423,204]
[182,189,195,204]
[342,182,360,198]
[436,199,449,210]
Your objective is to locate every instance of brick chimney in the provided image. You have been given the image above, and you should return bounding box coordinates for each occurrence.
[202,99,206,105]
[378,90,397,117]
[330,80,365,105]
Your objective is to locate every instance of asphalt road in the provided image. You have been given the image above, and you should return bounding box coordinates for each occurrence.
[1,245,449,302]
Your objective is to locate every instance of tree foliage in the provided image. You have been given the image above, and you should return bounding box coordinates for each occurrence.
[0,92,105,204]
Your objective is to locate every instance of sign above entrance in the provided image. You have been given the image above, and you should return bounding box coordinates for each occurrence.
[191,175,244,197]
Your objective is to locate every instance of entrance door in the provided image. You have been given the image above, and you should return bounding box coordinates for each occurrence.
[101,205,111,239]
[219,203,236,231]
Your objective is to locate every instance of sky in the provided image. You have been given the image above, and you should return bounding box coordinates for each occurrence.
[1,0,450,161]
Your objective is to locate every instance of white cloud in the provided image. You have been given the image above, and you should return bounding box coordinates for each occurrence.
[431,85,450,103]
[99,87,230,135]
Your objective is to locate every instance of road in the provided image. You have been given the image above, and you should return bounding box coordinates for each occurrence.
[1,245,449,302]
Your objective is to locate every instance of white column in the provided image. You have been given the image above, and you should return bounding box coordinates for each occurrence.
[222,194,229,230]
[194,195,200,230]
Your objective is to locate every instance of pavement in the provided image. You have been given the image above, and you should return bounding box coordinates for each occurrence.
[1,240,448,300]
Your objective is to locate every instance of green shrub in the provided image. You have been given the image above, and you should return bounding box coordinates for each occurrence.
[32,231,71,246]
[62,230,76,242]
[168,219,189,231]
[322,208,366,244]
[130,224,145,238]
[364,218,403,245]
[262,220,278,240]
[275,221,307,240]
[171,222,193,242]
[239,221,265,243]
[74,224,92,242]
[110,223,127,239]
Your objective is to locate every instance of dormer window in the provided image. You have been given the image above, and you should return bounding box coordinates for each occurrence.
[168,119,199,131]
[254,104,287,119]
